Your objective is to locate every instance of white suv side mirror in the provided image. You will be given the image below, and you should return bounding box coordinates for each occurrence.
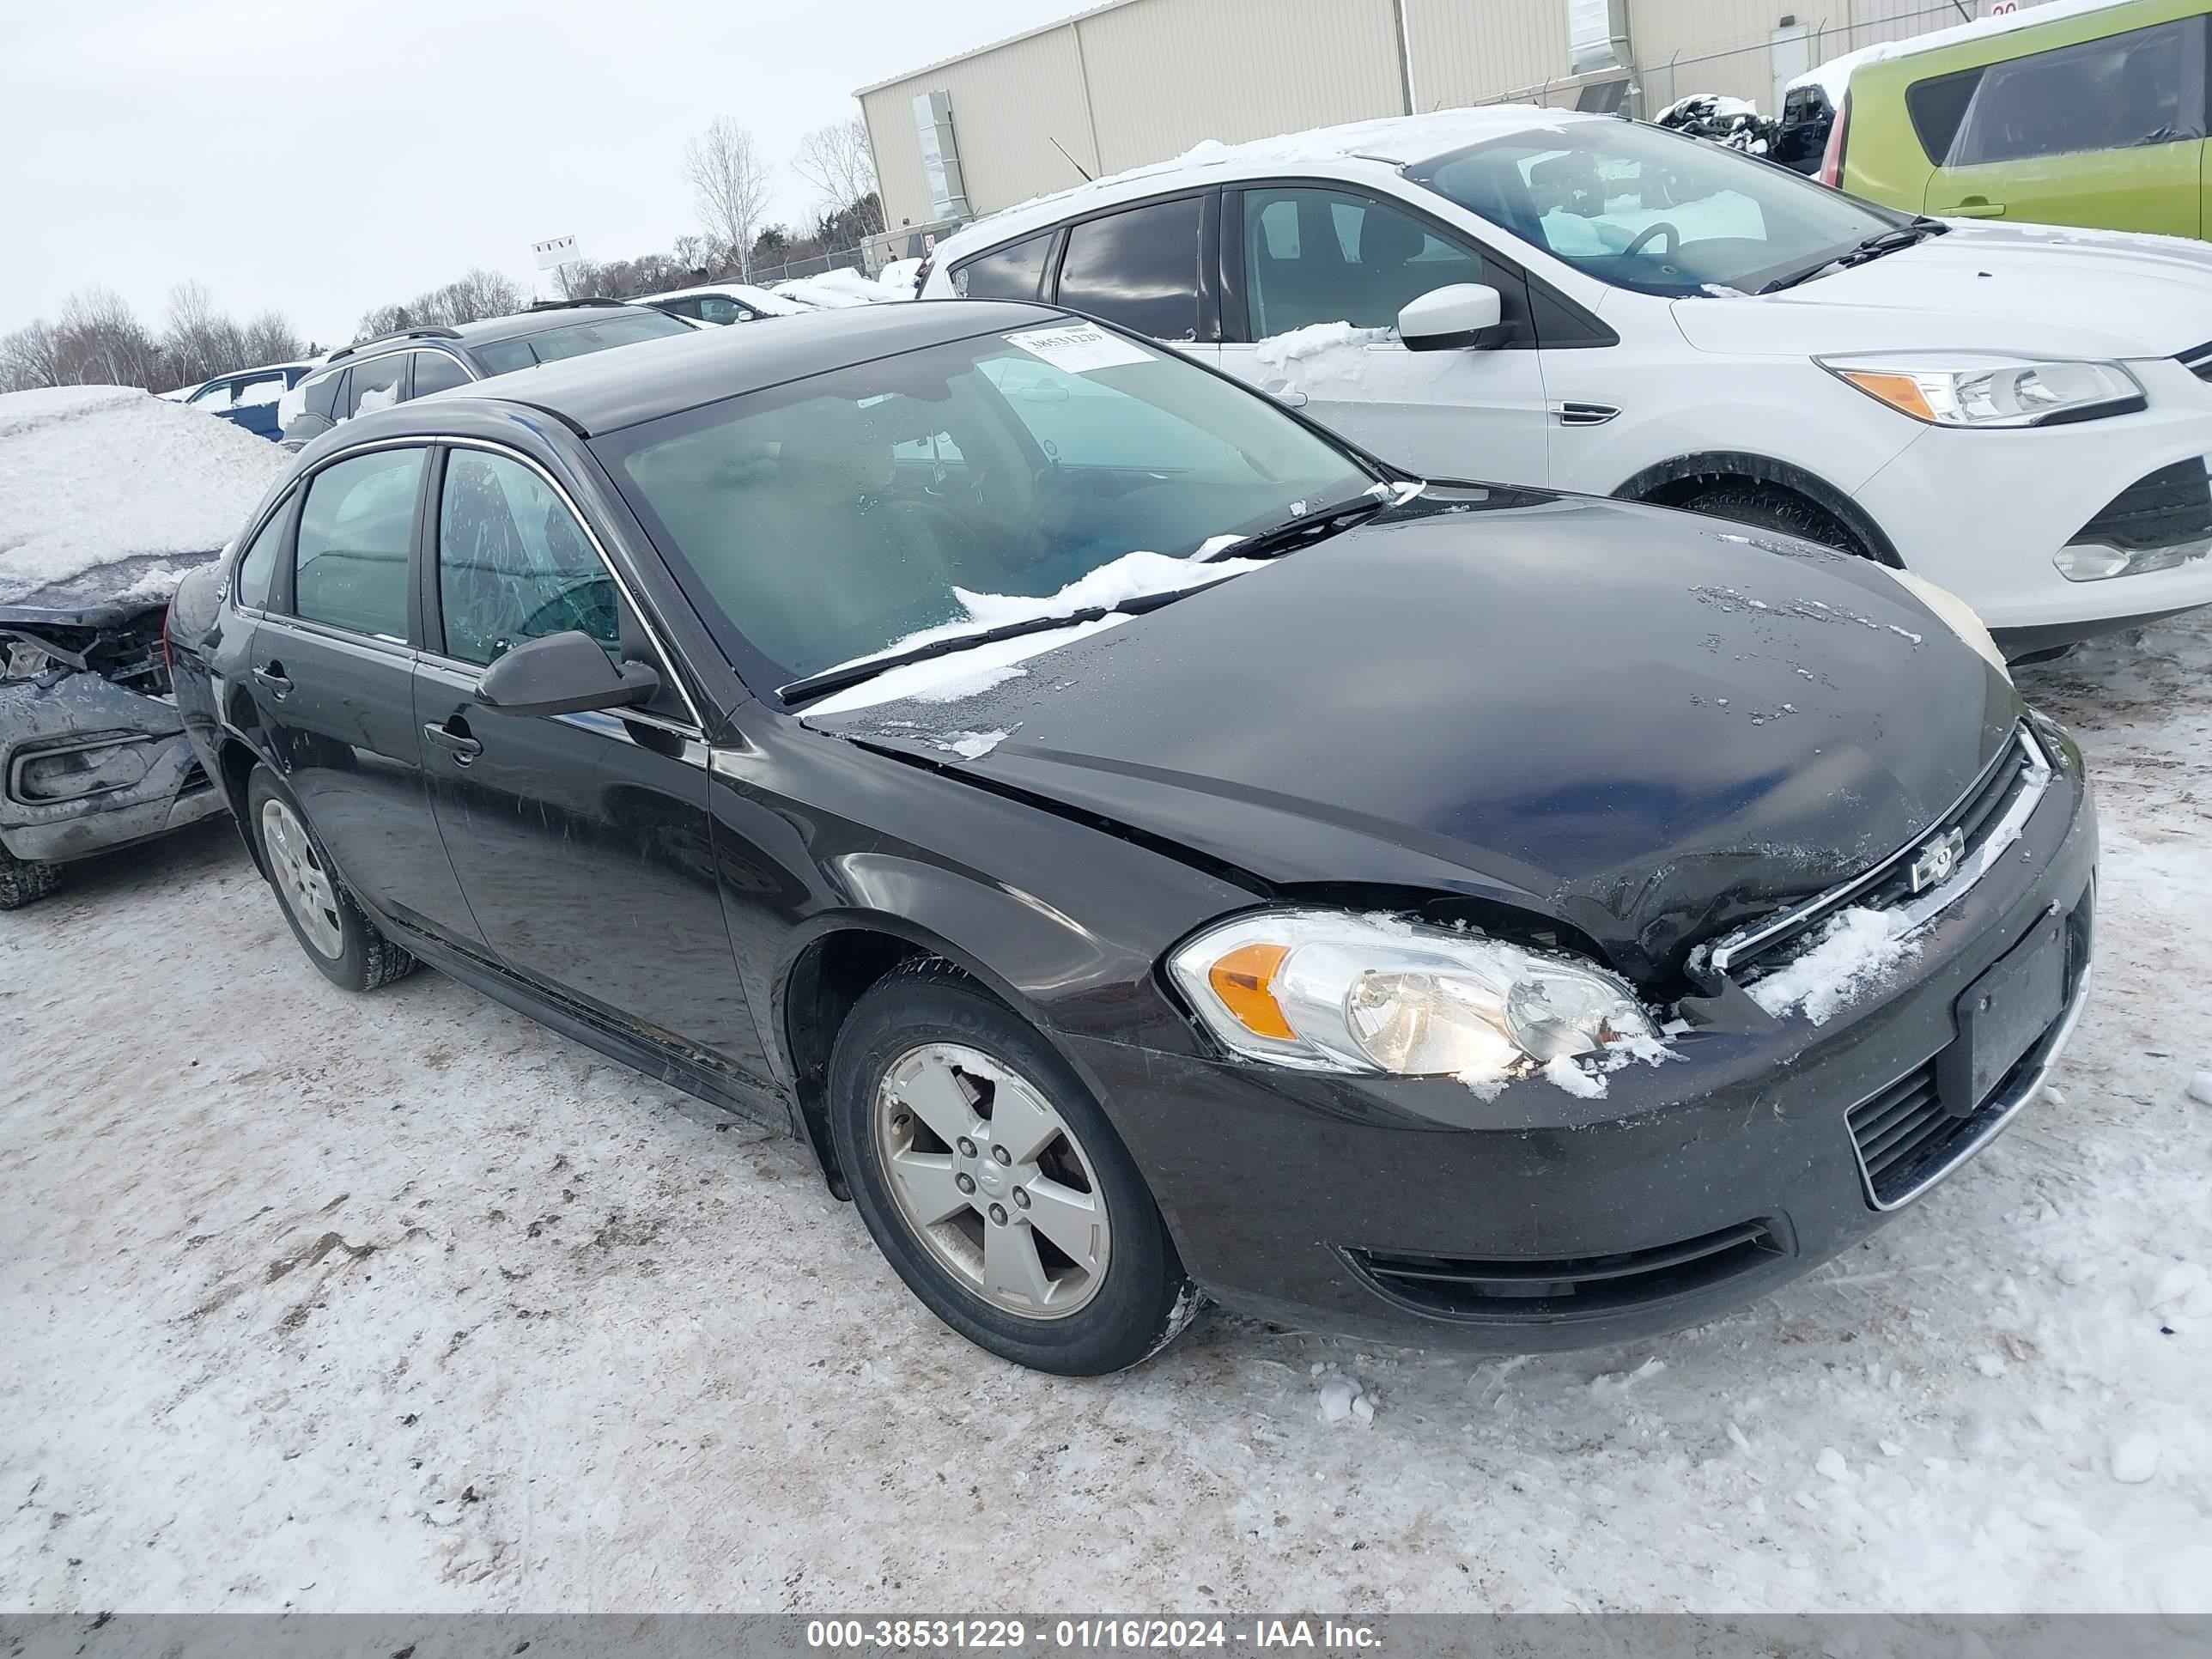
[1398,283,1504,351]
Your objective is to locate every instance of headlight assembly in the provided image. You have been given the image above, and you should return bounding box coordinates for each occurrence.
[1167,909,1658,1081]
[1879,565,2010,679]
[1820,354,2144,428]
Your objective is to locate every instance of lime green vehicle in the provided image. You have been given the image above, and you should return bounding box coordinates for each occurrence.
[1821,0,2209,238]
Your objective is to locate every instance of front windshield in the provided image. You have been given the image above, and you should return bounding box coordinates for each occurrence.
[1412,119,1907,296]
[596,323,1374,686]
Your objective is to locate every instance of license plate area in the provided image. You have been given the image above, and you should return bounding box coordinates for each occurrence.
[1938,909,2067,1115]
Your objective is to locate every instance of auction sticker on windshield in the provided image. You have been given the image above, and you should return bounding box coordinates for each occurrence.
[1006,324,1153,374]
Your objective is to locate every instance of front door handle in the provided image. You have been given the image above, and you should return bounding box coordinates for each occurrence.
[1941,198,2006,218]
[422,723,483,764]
[252,664,292,698]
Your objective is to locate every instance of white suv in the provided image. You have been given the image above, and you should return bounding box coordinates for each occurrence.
[920,107,2212,655]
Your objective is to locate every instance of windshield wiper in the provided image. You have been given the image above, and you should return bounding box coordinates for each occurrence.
[1206,494,1393,562]
[779,584,1231,704]
[1759,216,1948,295]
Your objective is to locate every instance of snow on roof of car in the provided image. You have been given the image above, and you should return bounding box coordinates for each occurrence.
[771,268,901,308]
[1789,0,2140,101]
[933,105,1595,258]
[636,281,811,316]
[0,386,287,609]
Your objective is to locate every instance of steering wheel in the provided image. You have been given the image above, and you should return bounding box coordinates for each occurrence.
[1622,221,1679,261]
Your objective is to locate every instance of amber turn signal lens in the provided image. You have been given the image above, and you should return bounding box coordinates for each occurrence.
[1207,942,1295,1040]
[1838,370,1937,422]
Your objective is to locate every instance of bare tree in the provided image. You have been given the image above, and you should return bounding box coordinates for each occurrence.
[240,310,306,366]
[0,320,65,392]
[161,282,248,389]
[55,289,164,389]
[354,267,529,341]
[686,118,772,278]
[793,117,883,240]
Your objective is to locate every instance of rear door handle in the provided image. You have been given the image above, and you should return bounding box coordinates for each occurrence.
[252,665,292,697]
[1941,199,2006,218]
[422,723,483,764]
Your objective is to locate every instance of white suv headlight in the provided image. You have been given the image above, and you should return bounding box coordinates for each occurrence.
[1880,565,2010,679]
[1819,354,2143,428]
[1168,909,1657,1078]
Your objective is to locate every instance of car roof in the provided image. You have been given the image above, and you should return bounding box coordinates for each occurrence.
[933,104,1606,263]
[636,282,811,315]
[363,298,1070,437]
[315,304,681,375]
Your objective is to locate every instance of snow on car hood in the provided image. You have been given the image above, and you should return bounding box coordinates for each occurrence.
[1673,223,2212,362]
[0,386,287,610]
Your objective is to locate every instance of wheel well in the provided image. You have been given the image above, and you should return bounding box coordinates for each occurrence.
[782,928,932,1197]
[1613,451,1899,566]
[218,740,265,873]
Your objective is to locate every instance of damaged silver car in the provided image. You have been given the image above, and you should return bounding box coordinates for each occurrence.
[0,557,228,907]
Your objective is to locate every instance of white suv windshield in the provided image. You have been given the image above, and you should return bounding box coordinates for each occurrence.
[1412,121,1907,296]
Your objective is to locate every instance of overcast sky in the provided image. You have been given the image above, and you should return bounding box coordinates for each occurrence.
[1,0,1070,349]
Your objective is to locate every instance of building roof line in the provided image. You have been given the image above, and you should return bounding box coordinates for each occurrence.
[853,0,1143,97]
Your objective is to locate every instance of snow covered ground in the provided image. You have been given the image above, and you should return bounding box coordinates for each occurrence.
[3,618,2211,1613]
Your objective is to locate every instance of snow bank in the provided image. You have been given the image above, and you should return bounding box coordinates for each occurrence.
[1748,907,1917,1025]
[773,269,895,310]
[0,386,287,609]
[802,550,1267,715]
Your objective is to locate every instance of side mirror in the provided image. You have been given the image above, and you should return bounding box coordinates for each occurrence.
[475,630,660,718]
[1398,283,1505,351]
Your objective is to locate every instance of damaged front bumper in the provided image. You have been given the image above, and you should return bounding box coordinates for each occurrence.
[1075,716,2097,1351]
[2,617,226,866]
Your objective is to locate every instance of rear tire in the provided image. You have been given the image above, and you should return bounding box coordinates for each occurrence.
[0,845,63,911]
[1678,483,1869,557]
[830,960,1198,1375]
[246,764,417,993]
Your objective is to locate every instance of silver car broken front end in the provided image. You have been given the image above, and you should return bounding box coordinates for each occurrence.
[0,556,226,905]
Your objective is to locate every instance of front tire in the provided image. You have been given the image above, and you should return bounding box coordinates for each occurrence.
[0,844,63,910]
[830,961,1197,1375]
[246,764,417,993]
[1678,483,1868,557]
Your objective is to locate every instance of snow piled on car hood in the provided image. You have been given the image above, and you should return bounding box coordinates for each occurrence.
[0,386,286,609]
[799,550,1268,716]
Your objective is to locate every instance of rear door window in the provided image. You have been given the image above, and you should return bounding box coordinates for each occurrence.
[188,378,238,411]
[410,350,470,397]
[1945,19,2205,166]
[435,450,619,666]
[345,354,409,418]
[955,231,1057,301]
[293,447,426,642]
[234,497,290,610]
[1053,197,1203,340]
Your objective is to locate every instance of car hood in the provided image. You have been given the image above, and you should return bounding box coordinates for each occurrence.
[808,490,2019,984]
[1674,222,2212,360]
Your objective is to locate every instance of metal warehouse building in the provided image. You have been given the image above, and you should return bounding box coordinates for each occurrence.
[860,0,2063,259]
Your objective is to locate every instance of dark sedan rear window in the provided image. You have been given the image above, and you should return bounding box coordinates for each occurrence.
[472,310,689,374]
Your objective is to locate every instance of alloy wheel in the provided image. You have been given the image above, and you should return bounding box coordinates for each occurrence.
[874,1042,1110,1319]
[259,798,344,959]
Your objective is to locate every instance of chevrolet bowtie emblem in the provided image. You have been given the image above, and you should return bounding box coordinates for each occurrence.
[1908,826,1967,894]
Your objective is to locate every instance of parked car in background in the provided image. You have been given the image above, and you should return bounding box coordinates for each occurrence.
[772,268,899,309]
[168,301,2093,1374]
[1811,0,2203,238]
[635,282,810,326]
[1771,78,1837,175]
[921,105,2212,656]
[276,299,692,451]
[174,362,316,441]
[0,386,285,907]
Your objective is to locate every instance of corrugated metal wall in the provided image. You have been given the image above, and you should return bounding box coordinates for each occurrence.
[1402,0,1570,110]
[1079,0,1406,170]
[860,0,2069,246]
